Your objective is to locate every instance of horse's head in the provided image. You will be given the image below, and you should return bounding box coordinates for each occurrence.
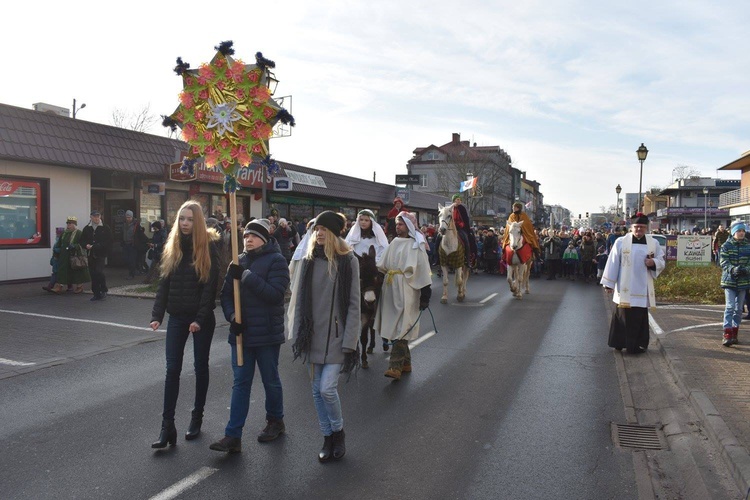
[357,245,380,306]
[437,203,453,235]
[508,221,525,250]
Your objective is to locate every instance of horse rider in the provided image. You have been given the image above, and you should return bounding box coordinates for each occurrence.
[451,194,477,267]
[502,201,540,260]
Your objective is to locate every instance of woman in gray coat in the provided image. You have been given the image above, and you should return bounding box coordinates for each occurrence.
[291,211,360,463]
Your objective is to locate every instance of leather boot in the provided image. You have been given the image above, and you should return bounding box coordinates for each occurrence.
[732,327,739,345]
[185,412,202,440]
[209,436,241,453]
[723,328,733,347]
[318,435,333,462]
[331,429,346,460]
[151,420,177,449]
[257,417,285,443]
[51,283,64,294]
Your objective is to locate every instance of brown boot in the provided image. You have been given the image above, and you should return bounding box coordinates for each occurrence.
[51,283,64,294]
[384,368,402,380]
[723,328,733,347]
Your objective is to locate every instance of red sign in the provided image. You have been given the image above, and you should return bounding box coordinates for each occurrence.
[169,163,197,182]
[165,158,272,189]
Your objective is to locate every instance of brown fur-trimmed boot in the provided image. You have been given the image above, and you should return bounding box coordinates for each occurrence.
[723,328,733,347]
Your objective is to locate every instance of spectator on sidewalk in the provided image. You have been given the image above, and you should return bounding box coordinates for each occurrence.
[601,213,665,354]
[149,201,220,449]
[719,221,750,346]
[122,210,138,279]
[562,241,579,280]
[51,216,91,294]
[80,210,113,301]
[714,224,729,265]
[210,219,290,454]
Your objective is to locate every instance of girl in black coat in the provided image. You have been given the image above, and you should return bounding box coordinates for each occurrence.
[149,201,220,448]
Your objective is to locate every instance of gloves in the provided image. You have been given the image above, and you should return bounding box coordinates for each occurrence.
[229,321,243,335]
[340,349,360,378]
[740,267,749,277]
[227,263,245,281]
[419,285,432,311]
[731,266,741,279]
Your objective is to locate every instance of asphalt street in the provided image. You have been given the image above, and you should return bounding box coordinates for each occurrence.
[0,273,739,499]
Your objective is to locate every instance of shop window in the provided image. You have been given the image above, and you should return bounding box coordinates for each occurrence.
[0,177,49,249]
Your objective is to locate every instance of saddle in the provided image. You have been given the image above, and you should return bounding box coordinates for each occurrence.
[504,243,532,265]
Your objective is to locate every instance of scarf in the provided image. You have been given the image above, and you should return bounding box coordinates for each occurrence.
[292,246,352,363]
[618,233,656,308]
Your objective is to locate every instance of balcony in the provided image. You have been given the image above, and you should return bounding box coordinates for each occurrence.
[719,187,750,209]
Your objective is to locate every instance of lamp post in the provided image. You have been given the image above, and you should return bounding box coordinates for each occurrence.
[72,98,86,119]
[615,184,622,222]
[636,143,648,212]
[703,186,709,231]
[260,69,279,215]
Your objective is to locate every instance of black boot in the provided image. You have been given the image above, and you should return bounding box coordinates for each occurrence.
[257,417,285,443]
[209,436,242,453]
[151,420,177,449]
[331,429,346,460]
[318,435,333,462]
[185,412,202,441]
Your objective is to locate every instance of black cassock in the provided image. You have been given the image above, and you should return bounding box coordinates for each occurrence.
[608,306,650,353]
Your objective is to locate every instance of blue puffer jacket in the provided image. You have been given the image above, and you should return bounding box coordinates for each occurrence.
[720,237,750,289]
[220,238,290,347]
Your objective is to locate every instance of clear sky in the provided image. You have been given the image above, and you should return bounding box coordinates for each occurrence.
[3,0,748,216]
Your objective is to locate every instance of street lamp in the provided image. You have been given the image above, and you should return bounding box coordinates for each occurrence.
[636,143,648,212]
[615,184,622,221]
[72,98,86,119]
[703,186,709,230]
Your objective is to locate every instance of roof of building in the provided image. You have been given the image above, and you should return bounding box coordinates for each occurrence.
[0,102,185,175]
[279,160,451,211]
[718,150,750,171]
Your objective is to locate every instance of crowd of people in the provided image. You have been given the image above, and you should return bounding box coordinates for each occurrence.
[43,196,745,461]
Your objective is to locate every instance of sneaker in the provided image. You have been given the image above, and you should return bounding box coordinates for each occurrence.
[257,418,285,443]
[209,436,241,453]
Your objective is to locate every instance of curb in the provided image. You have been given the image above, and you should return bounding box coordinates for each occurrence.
[653,332,750,496]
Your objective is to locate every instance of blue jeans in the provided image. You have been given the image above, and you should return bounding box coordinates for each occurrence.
[724,288,746,329]
[311,363,343,436]
[225,343,284,439]
[162,313,215,421]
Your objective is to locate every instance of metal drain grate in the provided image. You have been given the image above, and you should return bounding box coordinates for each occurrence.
[611,423,668,450]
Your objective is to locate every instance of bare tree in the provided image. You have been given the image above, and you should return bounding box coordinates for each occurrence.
[672,165,701,182]
[110,104,158,133]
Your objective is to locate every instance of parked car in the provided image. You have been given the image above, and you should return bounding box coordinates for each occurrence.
[651,234,667,251]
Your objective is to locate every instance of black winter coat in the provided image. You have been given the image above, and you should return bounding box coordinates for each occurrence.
[151,236,220,327]
[220,238,290,347]
[80,223,113,259]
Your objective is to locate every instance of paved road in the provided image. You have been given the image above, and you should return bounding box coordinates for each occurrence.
[0,274,739,499]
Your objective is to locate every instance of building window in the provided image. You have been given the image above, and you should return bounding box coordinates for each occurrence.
[0,176,49,249]
[420,174,428,188]
[423,151,439,161]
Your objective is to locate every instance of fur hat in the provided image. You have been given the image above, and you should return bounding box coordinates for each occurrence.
[315,210,345,235]
[244,218,271,243]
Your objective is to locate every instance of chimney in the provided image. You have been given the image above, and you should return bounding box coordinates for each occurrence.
[452,133,460,144]
[473,142,477,147]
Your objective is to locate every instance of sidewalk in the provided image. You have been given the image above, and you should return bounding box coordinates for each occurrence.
[649,303,750,496]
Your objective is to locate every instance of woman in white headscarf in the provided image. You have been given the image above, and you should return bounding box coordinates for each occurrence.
[287,218,316,337]
[345,209,389,264]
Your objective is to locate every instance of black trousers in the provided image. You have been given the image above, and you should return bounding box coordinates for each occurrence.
[88,256,107,296]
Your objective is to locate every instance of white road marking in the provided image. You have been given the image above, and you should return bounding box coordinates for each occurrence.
[149,466,218,500]
[669,322,723,333]
[480,293,498,304]
[648,313,664,335]
[410,330,436,348]
[0,357,36,367]
[0,309,166,332]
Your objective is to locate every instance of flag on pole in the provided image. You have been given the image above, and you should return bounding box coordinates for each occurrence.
[525,200,532,209]
[460,177,477,192]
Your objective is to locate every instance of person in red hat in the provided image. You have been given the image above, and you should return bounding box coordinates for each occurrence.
[385,197,405,242]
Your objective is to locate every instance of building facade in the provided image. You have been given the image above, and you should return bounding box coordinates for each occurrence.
[657,177,735,231]
[718,150,750,225]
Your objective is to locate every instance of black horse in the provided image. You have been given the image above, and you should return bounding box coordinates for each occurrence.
[356,245,383,369]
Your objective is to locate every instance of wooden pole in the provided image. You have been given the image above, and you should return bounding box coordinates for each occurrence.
[229,191,244,366]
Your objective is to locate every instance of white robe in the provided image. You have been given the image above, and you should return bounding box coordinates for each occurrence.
[352,237,386,263]
[601,234,665,308]
[374,237,432,341]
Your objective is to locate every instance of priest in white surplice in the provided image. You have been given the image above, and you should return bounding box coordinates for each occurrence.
[600,213,666,353]
[374,211,432,381]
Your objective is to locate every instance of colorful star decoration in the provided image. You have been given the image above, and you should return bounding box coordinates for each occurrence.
[163,41,295,192]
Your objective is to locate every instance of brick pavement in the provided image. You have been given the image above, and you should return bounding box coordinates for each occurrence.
[650,303,750,495]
